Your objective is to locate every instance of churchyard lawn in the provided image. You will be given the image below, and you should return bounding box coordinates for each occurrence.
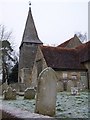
[0,92,89,118]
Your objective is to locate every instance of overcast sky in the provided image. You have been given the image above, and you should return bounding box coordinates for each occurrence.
[0,0,89,52]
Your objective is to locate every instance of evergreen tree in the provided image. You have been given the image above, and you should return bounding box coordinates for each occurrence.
[0,25,18,84]
[8,62,18,84]
[1,40,16,84]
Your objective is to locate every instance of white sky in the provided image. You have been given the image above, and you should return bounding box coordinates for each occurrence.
[0,0,89,52]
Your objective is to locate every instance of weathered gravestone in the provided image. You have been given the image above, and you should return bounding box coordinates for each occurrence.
[24,88,35,99]
[71,87,79,95]
[19,83,26,92]
[0,83,9,95]
[57,81,64,92]
[2,83,9,93]
[67,80,74,91]
[9,83,19,92]
[35,67,57,116]
[3,87,16,100]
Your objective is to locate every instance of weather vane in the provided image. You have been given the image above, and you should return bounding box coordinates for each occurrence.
[29,1,31,7]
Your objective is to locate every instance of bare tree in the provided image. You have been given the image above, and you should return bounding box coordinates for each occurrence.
[0,25,12,41]
[75,32,87,43]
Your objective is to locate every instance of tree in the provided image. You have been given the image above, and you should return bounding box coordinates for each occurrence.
[75,32,87,43]
[0,25,18,84]
[0,25,12,40]
[1,40,16,84]
[8,62,18,84]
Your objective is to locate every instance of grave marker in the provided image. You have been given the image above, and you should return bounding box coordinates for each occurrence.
[35,67,57,116]
[24,88,35,99]
[71,87,79,95]
[3,87,16,100]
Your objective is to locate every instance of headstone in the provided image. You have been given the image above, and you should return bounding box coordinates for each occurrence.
[24,88,35,99]
[19,83,26,92]
[3,87,16,100]
[35,67,57,116]
[9,83,19,92]
[67,80,74,91]
[71,87,79,95]
[2,83,9,92]
[57,81,64,92]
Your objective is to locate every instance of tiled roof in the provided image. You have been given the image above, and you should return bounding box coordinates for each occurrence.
[58,34,82,48]
[41,46,86,71]
[76,41,90,62]
[57,39,71,47]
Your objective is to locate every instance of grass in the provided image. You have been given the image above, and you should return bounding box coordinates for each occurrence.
[0,91,89,118]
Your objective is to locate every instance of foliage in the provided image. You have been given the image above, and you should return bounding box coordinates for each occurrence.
[8,62,18,84]
[0,25,18,84]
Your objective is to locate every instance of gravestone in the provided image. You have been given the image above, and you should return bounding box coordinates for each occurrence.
[24,88,35,99]
[35,67,57,116]
[2,83,9,93]
[19,83,26,92]
[67,80,74,91]
[3,87,16,100]
[71,87,79,95]
[57,81,64,92]
[9,83,19,92]
[0,83,9,95]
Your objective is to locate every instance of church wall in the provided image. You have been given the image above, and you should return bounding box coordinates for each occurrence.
[18,44,89,91]
[18,43,39,91]
[31,46,48,88]
[55,70,88,92]
[35,46,48,70]
[84,62,90,89]
[30,62,37,87]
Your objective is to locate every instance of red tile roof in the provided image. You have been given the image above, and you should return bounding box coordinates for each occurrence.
[41,46,86,71]
[76,41,90,62]
[57,34,82,48]
[58,39,71,47]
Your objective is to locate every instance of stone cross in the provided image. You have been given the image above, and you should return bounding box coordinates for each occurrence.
[35,67,57,116]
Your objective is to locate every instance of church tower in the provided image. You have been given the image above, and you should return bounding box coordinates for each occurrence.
[18,4,43,86]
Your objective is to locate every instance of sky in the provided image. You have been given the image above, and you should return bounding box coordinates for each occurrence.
[0,0,89,52]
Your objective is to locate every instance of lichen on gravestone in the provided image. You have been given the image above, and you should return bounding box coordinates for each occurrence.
[35,67,57,116]
[24,87,35,99]
[3,87,16,100]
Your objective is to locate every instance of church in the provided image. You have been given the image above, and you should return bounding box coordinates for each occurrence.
[18,5,90,92]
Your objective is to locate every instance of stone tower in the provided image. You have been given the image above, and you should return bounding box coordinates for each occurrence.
[18,5,43,87]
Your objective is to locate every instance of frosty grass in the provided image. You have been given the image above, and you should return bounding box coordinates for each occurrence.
[0,92,89,118]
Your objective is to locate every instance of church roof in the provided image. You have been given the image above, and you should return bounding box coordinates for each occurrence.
[76,41,90,63]
[20,7,43,47]
[41,46,86,71]
[58,39,71,47]
[58,34,82,48]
